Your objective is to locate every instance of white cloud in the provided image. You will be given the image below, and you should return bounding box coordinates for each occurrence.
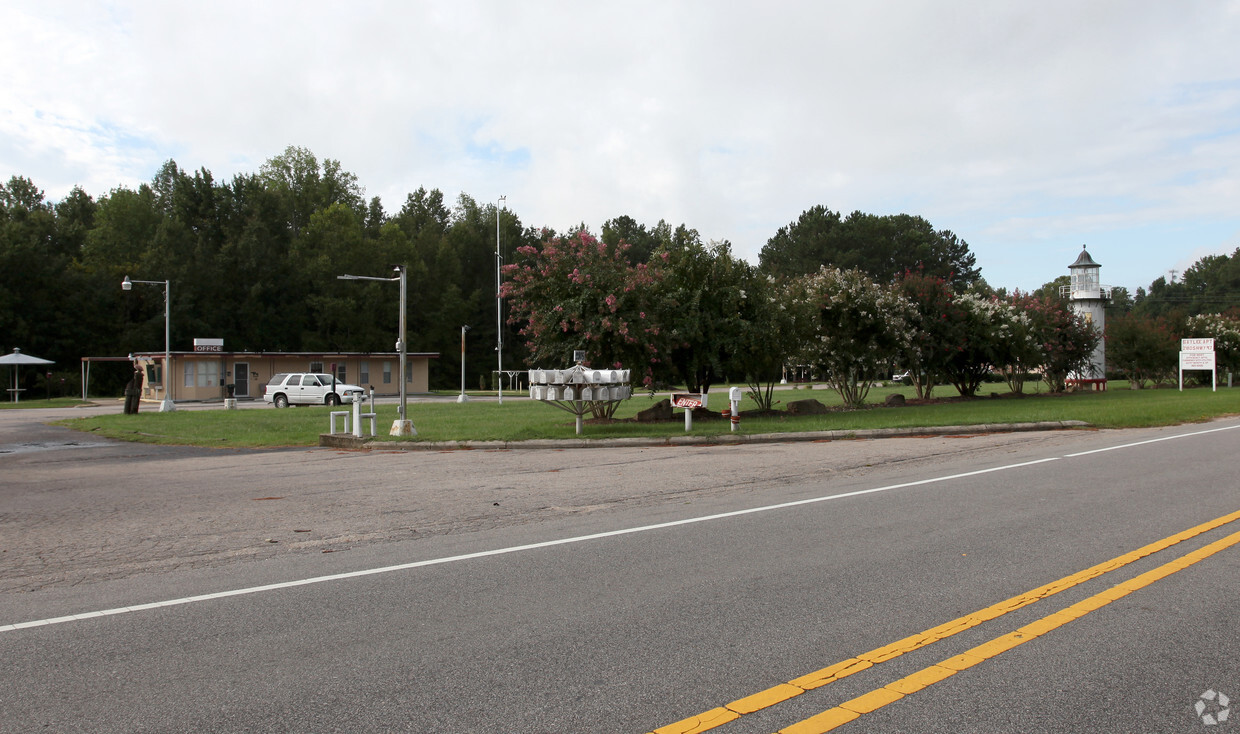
[3,0,1240,292]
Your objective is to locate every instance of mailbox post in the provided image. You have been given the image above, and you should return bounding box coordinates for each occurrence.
[728,386,742,431]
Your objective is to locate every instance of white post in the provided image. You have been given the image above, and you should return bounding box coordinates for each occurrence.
[352,395,362,438]
[576,408,584,435]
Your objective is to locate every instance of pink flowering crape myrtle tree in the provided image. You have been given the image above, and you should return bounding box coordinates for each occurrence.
[896,270,964,400]
[501,229,671,417]
[1010,292,1100,393]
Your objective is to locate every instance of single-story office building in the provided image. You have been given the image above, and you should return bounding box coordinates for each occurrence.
[124,351,439,403]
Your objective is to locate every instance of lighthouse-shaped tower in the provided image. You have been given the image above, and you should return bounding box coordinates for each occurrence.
[1064,245,1109,387]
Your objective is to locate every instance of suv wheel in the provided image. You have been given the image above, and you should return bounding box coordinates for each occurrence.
[273,394,289,409]
[325,393,340,407]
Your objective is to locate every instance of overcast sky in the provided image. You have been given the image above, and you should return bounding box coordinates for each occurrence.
[4,1,1239,293]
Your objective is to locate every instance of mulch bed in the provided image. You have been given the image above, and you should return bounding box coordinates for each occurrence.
[583,389,1084,425]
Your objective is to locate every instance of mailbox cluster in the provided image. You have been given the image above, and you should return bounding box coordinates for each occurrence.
[528,367,633,402]
[528,365,634,435]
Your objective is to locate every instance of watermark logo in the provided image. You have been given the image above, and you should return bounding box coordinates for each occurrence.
[1196,690,1231,726]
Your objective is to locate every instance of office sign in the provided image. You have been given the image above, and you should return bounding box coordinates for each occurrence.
[193,338,224,353]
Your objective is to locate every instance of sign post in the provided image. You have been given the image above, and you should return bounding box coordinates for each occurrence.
[672,393,706,432]
[1179,338,1216,392]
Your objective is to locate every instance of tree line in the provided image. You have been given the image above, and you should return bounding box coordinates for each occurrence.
[2,147,542,394]
[3,144,1234,399]
[0,145,973,397]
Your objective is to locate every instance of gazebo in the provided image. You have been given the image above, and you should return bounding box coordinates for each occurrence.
[1,348,54,403]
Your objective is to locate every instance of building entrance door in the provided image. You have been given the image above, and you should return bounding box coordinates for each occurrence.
[233,362,249,397]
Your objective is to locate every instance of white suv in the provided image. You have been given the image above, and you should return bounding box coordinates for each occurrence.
[263,373,365,408]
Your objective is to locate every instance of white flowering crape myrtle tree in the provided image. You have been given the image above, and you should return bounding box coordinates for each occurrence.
[942,293,1039,397]
[791,267,914,408]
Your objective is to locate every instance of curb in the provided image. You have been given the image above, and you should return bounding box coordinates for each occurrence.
[319,420,1090,451]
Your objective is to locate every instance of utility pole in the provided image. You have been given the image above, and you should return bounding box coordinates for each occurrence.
[496,195,506,405]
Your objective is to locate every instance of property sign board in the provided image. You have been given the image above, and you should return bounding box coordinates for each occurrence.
[193,338,224,353]
[1180,352,1216,370]
[1179,338,1217,391]
[1181,338,1215,352]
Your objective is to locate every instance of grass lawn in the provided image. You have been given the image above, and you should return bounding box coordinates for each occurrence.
[50,381,1240,448]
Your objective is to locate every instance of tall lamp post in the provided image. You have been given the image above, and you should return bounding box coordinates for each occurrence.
[338,265,414,436]
[121,276,175,412]
[496,194,506,405]
[457,325,470,403]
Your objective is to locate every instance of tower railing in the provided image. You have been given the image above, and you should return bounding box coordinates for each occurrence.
[1060,284,1113,299]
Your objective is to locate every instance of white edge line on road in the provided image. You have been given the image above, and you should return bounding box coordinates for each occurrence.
[1064,423,1240,457]
[2,457,1063,633]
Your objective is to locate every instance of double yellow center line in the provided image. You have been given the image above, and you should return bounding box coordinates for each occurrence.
[651,508,1240,734]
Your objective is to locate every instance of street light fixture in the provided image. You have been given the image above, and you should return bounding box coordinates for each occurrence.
[338,265,415,436]
[496,194,506,405]
[457,325,470,403]
[121,275,175,412]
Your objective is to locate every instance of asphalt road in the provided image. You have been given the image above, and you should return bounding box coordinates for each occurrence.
[1,405,1238,733]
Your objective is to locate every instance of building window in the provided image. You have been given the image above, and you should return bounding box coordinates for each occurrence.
[184,362,195,388]
[335,363,347,382]
[383,361,392,384]
[360,361,370,385]
[406,361,413,384]
[198,361,220,388]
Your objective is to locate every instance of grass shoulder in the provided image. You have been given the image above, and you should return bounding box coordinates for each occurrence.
[47,381,1240,448]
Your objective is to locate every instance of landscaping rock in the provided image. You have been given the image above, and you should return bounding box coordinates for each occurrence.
[786,398,829,415]
[885,393,906,407]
